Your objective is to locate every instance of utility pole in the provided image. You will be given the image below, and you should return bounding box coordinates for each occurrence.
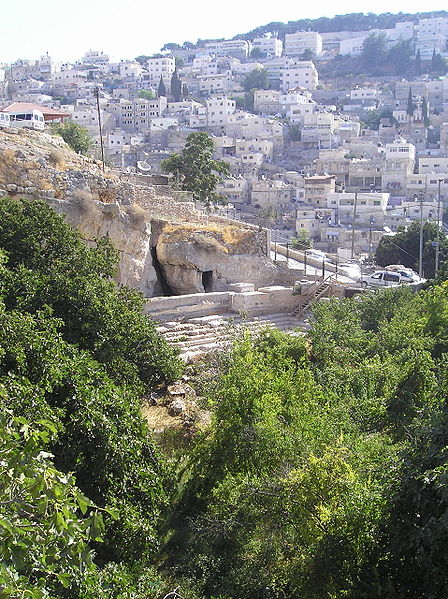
[351,190,358,260]
[419,193,424,279]
[369,216,375,264]
[435,177,443,277]
[94,87,105,173]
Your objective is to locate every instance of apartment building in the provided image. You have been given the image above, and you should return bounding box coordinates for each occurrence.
[198,73,231,95]
[284,32,323,57]
[235,138,273,161]
[253,90,281,113]
[440,122,448,152]
[146,57,175,88]
[416,17,448,57]
[52,69,87,88]
[418,156,448,173]
[205,96,236,131]
[216,176,250,204]
[280,61,318,91]
[252,37,283,57]
[301,112,337,148]
[82,50,110,66]
[326,191,389,226]
[348,159,383,190]
[204,40,251,60]
[251,179,295,209]
[304,175,336,207]
[106,97,168,133]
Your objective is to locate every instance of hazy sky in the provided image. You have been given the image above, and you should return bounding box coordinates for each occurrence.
[1,0,448,64]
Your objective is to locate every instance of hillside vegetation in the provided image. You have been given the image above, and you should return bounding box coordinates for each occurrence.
[2,197,448,598]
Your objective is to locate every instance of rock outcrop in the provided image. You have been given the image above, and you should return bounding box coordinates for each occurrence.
[156,223,276,294]
[0,127,283,297]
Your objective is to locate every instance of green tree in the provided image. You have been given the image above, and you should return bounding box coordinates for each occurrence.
[170,68,182,102]
[290,230,312,249]
[250,47,266,59]
[300,48,315,61]
[361,32,387,71]
[161,43,181,52]
[0,198,182,390]
[137,89,156,99]
[51,121,92,155]
[161,132,229,209]
[415,48,422,75]
[175,56,184,68]
[375,220,448,279]
[135,55,151,66]
[389,39,412,75]
[0,408,106,597]
[242,68,270,93]
[157,75,166,97]
[431,48,438,71]
[406,88,415,116]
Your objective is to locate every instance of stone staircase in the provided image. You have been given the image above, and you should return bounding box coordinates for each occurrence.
[156,312,307,363]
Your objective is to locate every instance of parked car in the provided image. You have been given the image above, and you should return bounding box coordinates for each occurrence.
[304,249,332,263]
[360,270,403,288]
[385,265,422,283]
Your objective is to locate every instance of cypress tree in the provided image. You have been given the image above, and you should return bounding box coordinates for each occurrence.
[406,88,415,116]
[158,75,166,98]
[415,49,422,75]
[431,49,437,72]
[422,97,430,127]
[171,69,182,102]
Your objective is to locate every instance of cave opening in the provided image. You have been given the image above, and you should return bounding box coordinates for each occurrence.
[202,270,214,292]
[151,246,175,296]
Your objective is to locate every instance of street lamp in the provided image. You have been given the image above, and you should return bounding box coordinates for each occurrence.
[435,177,444,277]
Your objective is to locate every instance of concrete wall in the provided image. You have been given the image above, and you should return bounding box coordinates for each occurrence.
[144,285,298,320]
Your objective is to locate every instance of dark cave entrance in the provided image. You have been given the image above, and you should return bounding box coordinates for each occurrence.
[202,270,214,292]
[151,246,175,296]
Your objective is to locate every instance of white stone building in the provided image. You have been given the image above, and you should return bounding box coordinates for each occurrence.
[284,32,323,57]
[252,37,283,57]
[280,61,318,91]
[146,57,175,88]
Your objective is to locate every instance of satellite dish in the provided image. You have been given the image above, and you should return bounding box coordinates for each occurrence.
[137,160,152,173]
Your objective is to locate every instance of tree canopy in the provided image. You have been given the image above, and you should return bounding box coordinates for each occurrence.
[161,132,229,209]
[375,220,448,279]
[242,68,270,93]
[51,121,92,155]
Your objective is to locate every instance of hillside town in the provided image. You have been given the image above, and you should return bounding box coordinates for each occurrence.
[1,13,448,260]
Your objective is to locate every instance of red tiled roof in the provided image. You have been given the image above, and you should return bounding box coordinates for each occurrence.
[0,102,70,121]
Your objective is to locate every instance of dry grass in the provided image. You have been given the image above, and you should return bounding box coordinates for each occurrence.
[48,148,66,168]
[72,189,96,211]
[97,188,116,203]
[160,223,256,254]
[127,203,148,225]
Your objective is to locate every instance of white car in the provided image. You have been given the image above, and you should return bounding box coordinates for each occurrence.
[385,265,422,283]
[304,249,332,262]
[360,270,403,288]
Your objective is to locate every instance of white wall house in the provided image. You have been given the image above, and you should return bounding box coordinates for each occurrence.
[146,57,175,88]
[252,37,283,57]
[280,61,318,91]
[284,32,323,57]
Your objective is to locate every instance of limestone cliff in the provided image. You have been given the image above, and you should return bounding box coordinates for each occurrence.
[156,223,277,294]
[0,127,283,297]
